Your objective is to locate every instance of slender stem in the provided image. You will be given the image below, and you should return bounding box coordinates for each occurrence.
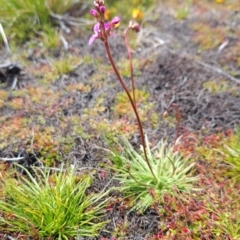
[100,22,157,180]
[127,166,151,187]
[124,27,136,106]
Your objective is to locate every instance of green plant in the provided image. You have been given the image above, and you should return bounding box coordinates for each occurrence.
[0,165,109,239]
[190,22,227,50]
[109,136,198,212]
[47,0,81,15]
[0,0,50,42]
[210,197,240,239]
[39,25,61,49]
[0,0,50,26]
[175,7,189,20]
[215,211,240,239]
[222,130,240,182]
[0,90,8,108]
[203,80,228,94]
[0,0,79,43]
[52,55,82,75]
[89,2,198,213]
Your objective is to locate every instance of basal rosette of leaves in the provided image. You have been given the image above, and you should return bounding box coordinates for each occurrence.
[109,136,199,212]
[0,166,109,238]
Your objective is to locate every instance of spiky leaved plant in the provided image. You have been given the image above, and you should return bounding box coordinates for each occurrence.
[0,165,109,239]
[88,0,198,212]
[222,130,240,182]
[109,136,198,212]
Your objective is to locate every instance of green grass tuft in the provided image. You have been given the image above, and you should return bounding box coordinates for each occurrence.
[222,129,240,182]
[109,136,199,212]
[0,165,109,239]
[0,0,81,44]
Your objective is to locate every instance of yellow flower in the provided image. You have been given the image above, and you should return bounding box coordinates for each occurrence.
[104,9,111,20]
[132,9,143,21]
[215,0,225,3]
[114,22,120,28]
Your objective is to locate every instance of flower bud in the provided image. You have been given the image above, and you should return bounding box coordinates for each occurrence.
[133,24,140,32]
[130,21,140,32]
[111,16,120,26]
[99,6,105,14]
[90,9,99,17]
[94,1,99,8]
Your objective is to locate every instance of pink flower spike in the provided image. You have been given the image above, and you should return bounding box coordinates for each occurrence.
[104,22,110,31]
[111,16,120,26]
[88,22,100,45]
[99,6,105,13]
[90,9,98,17]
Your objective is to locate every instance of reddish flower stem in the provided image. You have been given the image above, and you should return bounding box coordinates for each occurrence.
[100,21,157,181]
[124,27,136,106]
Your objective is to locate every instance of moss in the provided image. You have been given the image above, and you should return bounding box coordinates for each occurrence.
[203,79,240,96]
[0,90,8,108]
[53,55,82,75]
[203,80,228,94]
[190,22,227,50]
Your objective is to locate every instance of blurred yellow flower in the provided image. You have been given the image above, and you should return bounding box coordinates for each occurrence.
[215,0,225,3]
[104,9,111,20]
[114,22,120,28]
[132,9,143,21]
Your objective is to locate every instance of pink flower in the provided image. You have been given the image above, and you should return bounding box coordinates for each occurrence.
[99,6,105,13]
[111,16,120,26]
[88,22,110,45]
[88,22,101,45]
[89,17,121,45]
[90,9,98,17]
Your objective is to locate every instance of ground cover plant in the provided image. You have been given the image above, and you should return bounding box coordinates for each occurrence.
[1,0,240,239]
